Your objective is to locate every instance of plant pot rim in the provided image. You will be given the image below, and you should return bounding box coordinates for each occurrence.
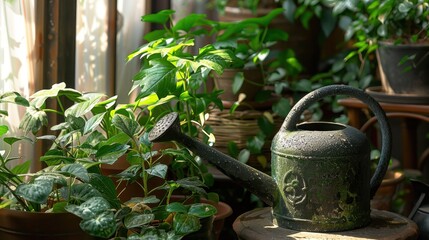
[379,40,429,47]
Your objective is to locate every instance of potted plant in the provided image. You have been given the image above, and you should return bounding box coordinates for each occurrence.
[0,85,121,239]
[214,0,338,75]
[333,0,429,96]
[111,9,236,239]
[1,83,229,239]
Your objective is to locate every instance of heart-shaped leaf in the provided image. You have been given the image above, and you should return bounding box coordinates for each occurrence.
[16,177,54,204]
[65,196,110,220]
[79,211,116,239]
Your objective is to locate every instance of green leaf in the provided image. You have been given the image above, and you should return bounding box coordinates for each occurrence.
[188,203,217,218]
[238,149,250,164]
[167,202,188,214]
[173,13,206,32]
[112,114,141,138]
[79,211,116,239]
[40,155,75,165]
[138,59,177,99]
[61,183,102,203]
[173,213,201,235]
[124,212,155,228]
[65,95,103,118]
[11,160,31,175]
[89,174,120,208]
[61,163,89,182]
[19,106,48,134]
[83,113,106,135]
[282,0,297,23]
[146,164,168,179]
[0,91,29,106]
[65,196,111,220]
[95,143,129,164]
[232,72,244,94]
[272,98,291,117]
[16,177,54,204]
[141,9,175,24]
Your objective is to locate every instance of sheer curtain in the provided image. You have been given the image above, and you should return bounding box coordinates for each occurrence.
[75,0,146,103]
[0,0,36,168]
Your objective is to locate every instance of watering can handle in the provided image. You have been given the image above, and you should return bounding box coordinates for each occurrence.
[282,85,392,199]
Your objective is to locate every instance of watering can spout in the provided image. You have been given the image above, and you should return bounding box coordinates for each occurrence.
[148,112,277,206]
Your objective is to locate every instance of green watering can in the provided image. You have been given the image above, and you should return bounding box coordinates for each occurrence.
[149,85,392,232]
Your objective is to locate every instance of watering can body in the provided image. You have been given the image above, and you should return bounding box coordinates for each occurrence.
[271,122,371,231]
[149,85,391,232]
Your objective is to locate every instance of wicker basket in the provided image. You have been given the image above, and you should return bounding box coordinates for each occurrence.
[206,108,283,171]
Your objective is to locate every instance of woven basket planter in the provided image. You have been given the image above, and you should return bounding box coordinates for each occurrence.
[206,108,282,171]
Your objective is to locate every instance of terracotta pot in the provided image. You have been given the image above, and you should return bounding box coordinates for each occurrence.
[371,170,405,211]
[0,209,94,240]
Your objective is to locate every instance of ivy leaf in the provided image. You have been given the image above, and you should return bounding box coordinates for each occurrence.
[65,196,111,220]
[79,211,116,239]
[16,177,54,204]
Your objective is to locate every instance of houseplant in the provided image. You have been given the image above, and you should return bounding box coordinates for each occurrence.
[214,0,338,74]
[0,83,223,240]
[332,0,429,96]
[0,86,121,239]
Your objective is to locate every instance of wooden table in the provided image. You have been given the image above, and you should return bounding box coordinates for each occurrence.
[233,207,419,240]
[338,98,429,170]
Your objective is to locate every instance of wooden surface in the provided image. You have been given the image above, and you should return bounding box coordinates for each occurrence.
[233,207,419,240]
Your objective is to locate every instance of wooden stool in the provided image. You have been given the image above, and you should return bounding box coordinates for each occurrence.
[233,207,419,240]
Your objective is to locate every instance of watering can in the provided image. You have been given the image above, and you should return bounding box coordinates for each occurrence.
[149,85,392,232]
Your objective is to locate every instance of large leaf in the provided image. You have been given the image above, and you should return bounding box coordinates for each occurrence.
[138,59,177,99]
[112,114,141,138]
[89,173,120,208]
[61,183,102,203]
[19,106,48,134]
[79,211,116,239]
[30,82,82,108]
[65,95,103,118]
[173,213,200,236]
[65,196,111,219]
[61,163,89,182]
[16,177,54,204]
[95,143,129,164]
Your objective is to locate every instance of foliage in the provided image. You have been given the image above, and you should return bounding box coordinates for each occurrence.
[327,0,429,61]
[0,83,218,239]
[214,0,337,37]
